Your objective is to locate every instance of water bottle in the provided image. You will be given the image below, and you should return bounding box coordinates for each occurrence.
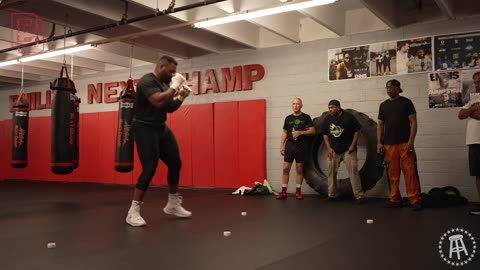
[292,127,297,140]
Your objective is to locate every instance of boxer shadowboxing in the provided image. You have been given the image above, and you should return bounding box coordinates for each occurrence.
[126,55,192,227]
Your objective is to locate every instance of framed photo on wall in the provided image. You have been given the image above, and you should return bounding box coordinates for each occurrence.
[434,31,480,71]
[397,37,433,75]
[428,71,462,109]
[369,41,397,77]
[328,46,370,81]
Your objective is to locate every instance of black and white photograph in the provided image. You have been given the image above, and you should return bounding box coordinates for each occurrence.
[428,70,462,108]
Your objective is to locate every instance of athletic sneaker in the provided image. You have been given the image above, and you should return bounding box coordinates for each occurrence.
[276,192,287,199]
[163,193,192,218]
[295,192,304,200]
[126,200,147,227]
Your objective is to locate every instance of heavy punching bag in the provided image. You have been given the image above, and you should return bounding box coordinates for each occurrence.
[11,92,29,168]
[73,96,80,169]
[115,79,136,172]
[50,65,76,175]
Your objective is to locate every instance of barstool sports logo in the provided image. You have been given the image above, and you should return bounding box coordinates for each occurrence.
[438,228,477,266]
[10,12,45,54]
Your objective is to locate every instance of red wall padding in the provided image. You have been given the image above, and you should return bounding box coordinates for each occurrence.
[97,112,116,184]
[238,100,266,186]
[0,99,266,188]
[190,103,215,187]
[214,102,239,188]
[79,113,100,182]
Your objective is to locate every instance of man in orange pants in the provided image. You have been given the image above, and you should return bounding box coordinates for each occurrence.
[377,79,422,211]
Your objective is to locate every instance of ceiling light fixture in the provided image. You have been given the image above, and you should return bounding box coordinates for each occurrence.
[19,44,94,63]
[0,44,95,67]
[194,0,337,28]
[0,59,20,67]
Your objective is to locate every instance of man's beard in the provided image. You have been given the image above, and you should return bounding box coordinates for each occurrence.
[159,71,172,84]
[388,92,398,98]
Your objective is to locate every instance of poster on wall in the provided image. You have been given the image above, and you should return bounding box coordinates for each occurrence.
[328,46,370,81]
[369,41,397,77]
[397,37,433,74]
[434,31,480,71]
[428,71,462,109]
[461,69,480,105]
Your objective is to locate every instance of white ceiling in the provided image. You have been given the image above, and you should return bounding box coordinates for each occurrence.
[0,0,479,88]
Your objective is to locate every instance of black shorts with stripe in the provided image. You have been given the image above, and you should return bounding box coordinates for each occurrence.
[284,140,309,164]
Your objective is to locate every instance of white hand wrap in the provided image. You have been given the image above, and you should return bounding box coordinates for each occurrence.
[170,73,186,90]
[181,84,192,93]
[178,85,192,97]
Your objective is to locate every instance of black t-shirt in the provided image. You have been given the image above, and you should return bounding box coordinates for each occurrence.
[378,96,416,144]
[283,113,314,142]
[321,110,361,153]
[133,73,170,127]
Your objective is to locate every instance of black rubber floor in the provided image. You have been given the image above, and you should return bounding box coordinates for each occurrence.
[1,181,479,270]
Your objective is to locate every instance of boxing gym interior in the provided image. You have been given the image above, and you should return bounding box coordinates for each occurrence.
[1,0,480,269]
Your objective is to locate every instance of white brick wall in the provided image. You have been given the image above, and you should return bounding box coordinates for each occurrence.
[1,16,479,201]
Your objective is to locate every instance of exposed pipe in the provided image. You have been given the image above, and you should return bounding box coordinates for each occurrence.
[0,0,226,54]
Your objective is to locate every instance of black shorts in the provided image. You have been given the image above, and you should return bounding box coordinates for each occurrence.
[469,144,480,176]
[284,140,309,164]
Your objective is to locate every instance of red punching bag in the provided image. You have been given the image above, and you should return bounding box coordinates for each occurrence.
[73,96,80,169]
[11,92,29,168]
[115,79,136,172]
[50,65,76,175]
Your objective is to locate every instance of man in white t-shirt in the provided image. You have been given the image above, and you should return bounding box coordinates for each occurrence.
[458,96,480,215]
[462,71,480,105]
[397,41,412,74]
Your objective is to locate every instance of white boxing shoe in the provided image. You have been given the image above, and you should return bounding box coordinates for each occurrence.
[126,200,147,227]
[163,193,192,218]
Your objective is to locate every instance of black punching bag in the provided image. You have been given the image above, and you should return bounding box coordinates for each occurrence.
[50,65,76,175]
[115,79,136,172]
[73,96,80,169]
[11,93,29,168]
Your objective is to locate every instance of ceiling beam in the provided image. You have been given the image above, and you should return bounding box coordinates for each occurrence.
[207,22,259,48]
[248,12,300,43]
[297,4,346,36]
[0,69,45,81]
[63,50,130,68]
[0,76,22,85]
[2,64,59,77]
[14,59,96,76]
[360,0,397,28]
